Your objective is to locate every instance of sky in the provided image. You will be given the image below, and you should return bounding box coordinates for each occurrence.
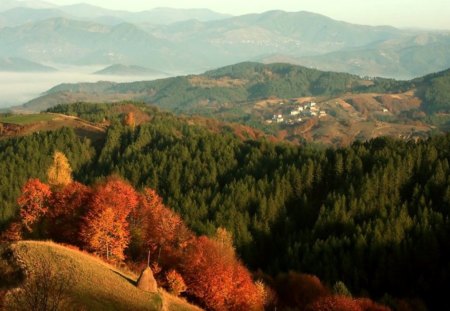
[46,0,450,30]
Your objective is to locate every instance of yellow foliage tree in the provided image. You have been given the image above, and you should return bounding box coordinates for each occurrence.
[213,227,235,256]
[47,151,73,187]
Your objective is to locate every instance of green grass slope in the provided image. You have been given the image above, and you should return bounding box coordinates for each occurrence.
[1,241,202,311]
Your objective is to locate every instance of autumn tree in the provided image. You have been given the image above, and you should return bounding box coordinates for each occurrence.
[143,188,192,265]
[47,151,72,187]
[181,236,263,311]
[80,176,138,261]
[275,272,329,310]
[128,188,161,260]
[166,269,187,296]
[305,296,363,311]
[213,227,235,255]
[17,179,52,233]
[47,182,91,245]
[123,112,136,129]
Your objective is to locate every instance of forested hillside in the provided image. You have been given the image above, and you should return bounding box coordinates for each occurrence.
[21,62,450,145]
[24,62,374,112]
[1,103,449,310]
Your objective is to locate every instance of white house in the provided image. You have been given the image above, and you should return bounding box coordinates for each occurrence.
[290,110,300,116]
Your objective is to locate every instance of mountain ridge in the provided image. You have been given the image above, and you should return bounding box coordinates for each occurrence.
[1,9,449,77]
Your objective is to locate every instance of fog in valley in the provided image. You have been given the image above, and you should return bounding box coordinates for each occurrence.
[0,66,169,109]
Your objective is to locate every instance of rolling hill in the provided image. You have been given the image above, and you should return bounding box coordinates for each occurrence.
[0,241,202,310]
[16,62,450,145]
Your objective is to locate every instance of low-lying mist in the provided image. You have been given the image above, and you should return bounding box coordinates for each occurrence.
[0,66,169,109]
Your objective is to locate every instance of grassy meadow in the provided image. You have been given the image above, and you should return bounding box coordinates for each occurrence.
[1,241,202,311]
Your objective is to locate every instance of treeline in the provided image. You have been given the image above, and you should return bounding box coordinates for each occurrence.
[1,104,449,310]
[47,102,152,123]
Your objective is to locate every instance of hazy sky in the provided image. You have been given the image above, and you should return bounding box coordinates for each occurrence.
[47,0,450,29]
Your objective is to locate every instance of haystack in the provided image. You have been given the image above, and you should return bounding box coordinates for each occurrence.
[137,267,157,293]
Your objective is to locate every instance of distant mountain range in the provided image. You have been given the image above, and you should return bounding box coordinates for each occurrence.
[0,3,230,27]
[0,2,449,78]
[0,56,55,72]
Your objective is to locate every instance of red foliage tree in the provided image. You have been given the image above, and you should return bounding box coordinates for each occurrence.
[227,263,264,311]
[166,269,187,296]
[127,188,160,260]
[80,176,138,261]
[305,296,391,311]
[275,272,329,310]
[47,182,91,245]
[17,179,51,232]
[305,296,363,311]
[142,188,193,265]
[357,298,391,311]
[181,236,263,311]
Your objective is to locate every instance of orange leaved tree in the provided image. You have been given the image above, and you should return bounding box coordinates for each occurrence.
[80,176,138,261]
[181,235,263,311]
[143,188,192,265]
[47,182,91,245]
[17,178,52,233]
[166,269,187,297]
[123,112,136,129]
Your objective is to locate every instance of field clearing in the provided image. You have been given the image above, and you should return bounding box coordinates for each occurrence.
[0,113,55,125]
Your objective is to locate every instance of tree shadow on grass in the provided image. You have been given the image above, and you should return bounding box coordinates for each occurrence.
[110,269,137,287]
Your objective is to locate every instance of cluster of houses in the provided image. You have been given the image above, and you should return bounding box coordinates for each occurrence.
[267,102,327,125]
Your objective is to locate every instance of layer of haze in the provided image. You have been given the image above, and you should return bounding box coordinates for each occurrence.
[0,66,165,108]
[49,0,450,30]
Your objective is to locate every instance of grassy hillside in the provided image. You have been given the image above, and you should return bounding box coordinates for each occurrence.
[1,241,202,311]
[0,112,105,141]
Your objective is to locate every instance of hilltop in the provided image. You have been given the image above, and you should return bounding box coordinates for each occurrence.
[0,57,56,72]
[0,241,202,310]
[94,64,167,77]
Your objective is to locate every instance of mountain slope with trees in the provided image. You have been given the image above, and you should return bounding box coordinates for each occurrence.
[1,103,449,310]
[19,62,450,145]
